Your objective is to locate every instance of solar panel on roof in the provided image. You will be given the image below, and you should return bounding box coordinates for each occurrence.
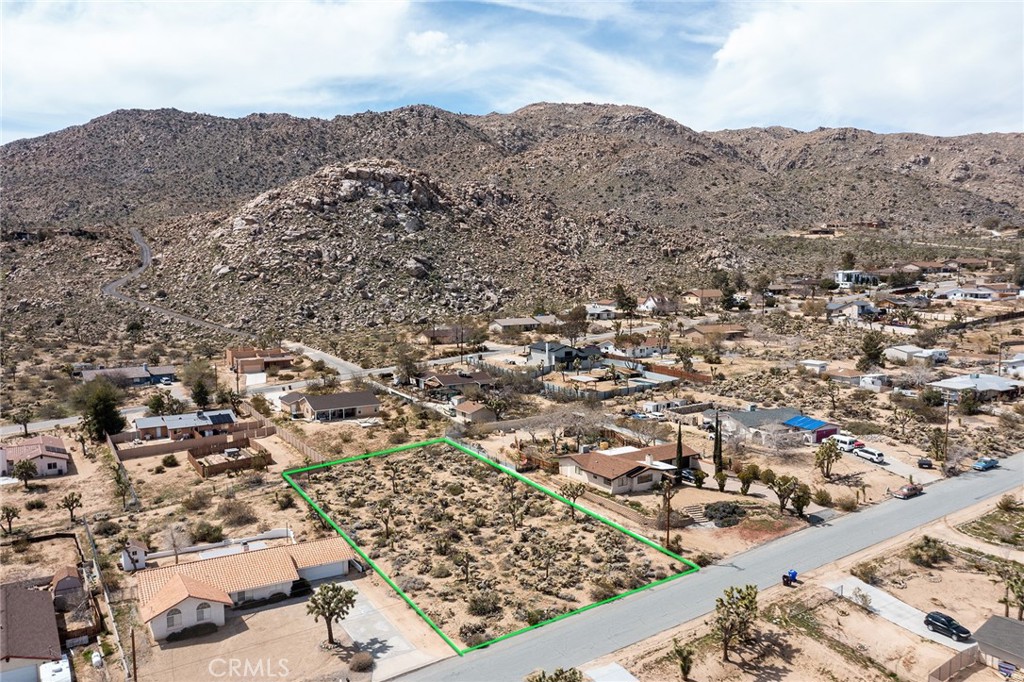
[208,413,234,425]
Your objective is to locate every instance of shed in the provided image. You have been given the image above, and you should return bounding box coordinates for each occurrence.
[973,615,1024,673]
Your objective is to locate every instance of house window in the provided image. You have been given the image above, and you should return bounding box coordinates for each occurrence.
[574,466,582,475]
[196,602,211,622]
[47,462,58,470]
[166,608,182,629]
[636,473,653,484]
[601,476,611,484]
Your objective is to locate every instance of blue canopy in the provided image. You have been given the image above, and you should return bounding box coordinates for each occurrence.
[783,415,828,431]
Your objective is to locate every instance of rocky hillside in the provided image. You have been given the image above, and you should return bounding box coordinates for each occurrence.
[2,103,1022,340]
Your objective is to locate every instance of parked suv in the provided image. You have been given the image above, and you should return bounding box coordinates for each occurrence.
[853,446,885,463]
[924,611,971,641]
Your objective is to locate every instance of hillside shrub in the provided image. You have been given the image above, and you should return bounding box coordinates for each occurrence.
[349,652,374,672]
[166,622,217,642]
[467,591,501,616]
[162,454,180,467]
[193,520,224,542]
[24,499,46,510]
[704,501,747,528]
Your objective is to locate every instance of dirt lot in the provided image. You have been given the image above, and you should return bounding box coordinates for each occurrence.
[292,443,692,649]
[0,533,84,583]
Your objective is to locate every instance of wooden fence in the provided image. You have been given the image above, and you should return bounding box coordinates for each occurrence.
[111,421,266,460]
[186,437,275,478]
[927,645,980,682]
[237,402,330,464]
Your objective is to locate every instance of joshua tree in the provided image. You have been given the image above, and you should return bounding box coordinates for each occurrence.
[306,582,357,645]
[660,479,677,548]
[59,492,83,522]
[559,482,587,521]
[383,460,400,494]
[738,463,760,495]
[454,551,475,582]
[111,465,132,509]
[12,407,33,436]
[12,460,36,490]
[671,638,695,681]
[1,505,20,534]
[537,543,560,580]
[377,498,397,541]
[814,439,842,479]
[714,584,759,661]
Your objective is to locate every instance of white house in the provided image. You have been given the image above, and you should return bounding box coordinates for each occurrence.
[637,295,678,315]
[121,538,149,571]
[558,443,699,495]
[884,344,948,365]
[599,336,668,359]
[927,373,1024,402]
[585,303,617,320]
[834,270,877,290]
[0,436,70,478]
[136,537,355,641]
[798,360,829,375]
[1003,353,1024,378]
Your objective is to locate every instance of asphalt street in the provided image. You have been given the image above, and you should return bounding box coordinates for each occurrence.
[403,453,1023,682]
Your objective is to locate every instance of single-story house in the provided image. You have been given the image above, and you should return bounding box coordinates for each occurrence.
[225,347,295,373]
[927,373,1024,402]
[972,615,1024,676]
[0,436,70,478]
[136,537,354,641]
[558,443,699,495]
[833,270,878,290]
[80,363,177,386]
[702,406,803,445]
[637,295,678,315]
[679,289,722,307]
[781,415,840,444]
[528,342,602,370]
[488,317,541,334]
[0,581,62,682]
[901,261,951,274]
[680,324,747,343]
[823,368,890,391]
[416,372,494,395]
[1003,353,1024,378]
[878,294,931,310]
[415,326,476,346]
[798,360,829,375]
[454,401,496,424]
[279,391,379,422]
[884,345,948,365]
[938,286,1002,301]
[585,303,617,320]
[826,300,880,321]
[134,410,236,441]
[121,539,150,571]
[600,336,668,359]
[533,314,562,328]
[945,257,1002,271]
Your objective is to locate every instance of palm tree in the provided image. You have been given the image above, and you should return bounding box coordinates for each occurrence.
[306,582,357,645]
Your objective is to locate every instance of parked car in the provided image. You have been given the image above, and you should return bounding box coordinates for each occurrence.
[854,446,885,464]
[972,456,999,471]
[828,434,864,452]
[893,483,924,499]
[924,611,971,641]
[917,457,934,469]
[679,469,698,484]
[160,377,173,386]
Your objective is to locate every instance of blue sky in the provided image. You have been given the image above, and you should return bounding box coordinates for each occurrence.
[2,1,1021,144]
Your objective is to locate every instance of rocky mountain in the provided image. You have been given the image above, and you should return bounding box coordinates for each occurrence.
[2,103,1022,341]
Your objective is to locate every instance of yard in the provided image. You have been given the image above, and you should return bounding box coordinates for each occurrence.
[287,440,697,651]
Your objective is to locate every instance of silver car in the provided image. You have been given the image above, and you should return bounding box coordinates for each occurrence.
[854,446,885,463]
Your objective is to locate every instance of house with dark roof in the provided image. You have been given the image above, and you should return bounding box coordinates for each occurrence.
[416,372,494,396]
[558,443,699,495]
[0,581,62,679]
[79,363,177,385]
[528,342,603,370]
[135,538,354,641]
[134,410,237,441]
[0,436,70,478]
[973,615,1024,675]
[279,391,379,422]
[702,406,804,445]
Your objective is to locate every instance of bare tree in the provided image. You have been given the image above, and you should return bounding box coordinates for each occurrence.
[164,523,192,565]
[559,482,587,521]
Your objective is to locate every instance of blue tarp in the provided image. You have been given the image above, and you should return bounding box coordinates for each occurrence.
[783,415,828,431]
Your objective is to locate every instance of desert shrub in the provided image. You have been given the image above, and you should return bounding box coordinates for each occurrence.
[835,495,858,512]
[397,576,427,592]
[908,536,950,567]
[181,491,211,511]
[218,501,257,527]
[349,652,374,672]
[996,495,1022,512]
[846,421,884,435]
[704,501,747,528]
[430,563,451,578]
[388,430,410,445]
[12,538,31,553]
[589,578,618,602]
[24,499,46,511]
[193,520,224,542]
[166,622,217,642]
[277,493,295,510]
[691,552,718,567]
[153,465,165,474]
[851,560,881,585]
[445,482,464,496]
[458,622,490,647]
[467,591,501,616]
[94,520,121,537]
[161,454,180,468]
[812,488,833,507]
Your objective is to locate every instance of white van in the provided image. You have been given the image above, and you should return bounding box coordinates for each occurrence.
[828,434,862,452]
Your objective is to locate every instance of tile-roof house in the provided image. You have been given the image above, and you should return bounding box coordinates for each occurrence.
[679,289,723,307]
[134,409,236,441]
[558,443,699,495]
[279,391,379,422]
[0,436,70,478]
[136,538,354,641]
[0,581,62,675]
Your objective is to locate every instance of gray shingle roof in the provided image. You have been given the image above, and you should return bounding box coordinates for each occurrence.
[973,615,1024,667]
[706,407,802,428]
[0,582,61,662]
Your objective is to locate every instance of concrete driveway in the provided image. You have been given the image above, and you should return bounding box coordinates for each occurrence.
[826,577,975,651]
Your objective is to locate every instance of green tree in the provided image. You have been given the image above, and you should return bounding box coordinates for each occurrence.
[857,331,886,372]
[306,582,357,645]
[561,305,588,348]
[671,638,694,681]
[12,407,33,436]
[73,378,126,441]
[957,389,981,415]
[714,584,759,661]
[559,482,587,521]
[190,379,211,410]
[13,460,36,490]
[840,251,856,270]
[761,469,799,513]
[660,479,677,547]
[738,463,760,495]
[814,439,842,479]
[791,483,812,517]
[693,469,707,489]
[59,492,83,522]
[712,416,724,474]
[1,505,20,533]
[674,425,686,475]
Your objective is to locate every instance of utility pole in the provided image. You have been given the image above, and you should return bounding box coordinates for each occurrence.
[943,398,951,463]
[131,627,137,680]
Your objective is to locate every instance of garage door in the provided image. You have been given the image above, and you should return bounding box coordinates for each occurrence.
[298,560,348,581]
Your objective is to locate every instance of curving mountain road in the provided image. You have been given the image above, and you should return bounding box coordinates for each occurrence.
[101,228,250,337]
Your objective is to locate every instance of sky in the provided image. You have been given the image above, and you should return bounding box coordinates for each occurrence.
[2,0,1022,144]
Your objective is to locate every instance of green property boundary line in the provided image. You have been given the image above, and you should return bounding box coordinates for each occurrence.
[281,436,700,656]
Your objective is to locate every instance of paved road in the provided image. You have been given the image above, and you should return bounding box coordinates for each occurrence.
[101,228,250,338]
[403,453,1023,681]
[0,406,147,437]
